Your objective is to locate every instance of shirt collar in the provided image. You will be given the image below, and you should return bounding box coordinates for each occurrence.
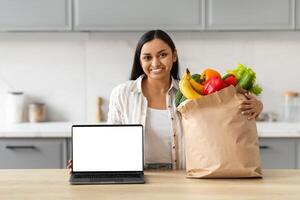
[132,74,179,93]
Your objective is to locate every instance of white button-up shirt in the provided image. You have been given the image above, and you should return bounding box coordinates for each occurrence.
[107,74,185,170]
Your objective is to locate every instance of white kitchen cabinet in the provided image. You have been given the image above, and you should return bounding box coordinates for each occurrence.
[205,0,295,30]
[67,138,72,161]
[296,0,300,29]
[0,0,72,31]
[74,0,204,31]
[0,138,68,169]
[259,138,297,169]
[297,139,300,168]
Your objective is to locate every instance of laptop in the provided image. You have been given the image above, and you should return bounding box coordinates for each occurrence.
[69,124,145,185]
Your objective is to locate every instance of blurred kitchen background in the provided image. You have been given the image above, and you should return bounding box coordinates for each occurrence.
[1,0,300,169]
[3,31,300,122]
[2,31,300,123]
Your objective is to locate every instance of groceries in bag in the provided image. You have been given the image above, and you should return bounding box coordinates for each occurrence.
[175,63,262,107]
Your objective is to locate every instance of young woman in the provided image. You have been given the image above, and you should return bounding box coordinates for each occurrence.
[67,30,263,174]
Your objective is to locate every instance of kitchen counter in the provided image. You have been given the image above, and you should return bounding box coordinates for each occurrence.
[1,121,300,138]
[0,169,299,199]
[0,122,105,138]
[256,122,300,137]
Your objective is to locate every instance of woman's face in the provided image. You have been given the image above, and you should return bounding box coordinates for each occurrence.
[140,38,177,81]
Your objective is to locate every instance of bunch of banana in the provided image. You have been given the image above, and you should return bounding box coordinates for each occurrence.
[176,69,203,107]
[190,74,204,94]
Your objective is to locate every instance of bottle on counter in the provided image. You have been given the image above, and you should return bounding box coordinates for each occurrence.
[96,97,103,122]
[283,91,300,122]
[5,91,24,123]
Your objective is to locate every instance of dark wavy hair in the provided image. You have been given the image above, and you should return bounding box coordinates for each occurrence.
[130,30,179,80]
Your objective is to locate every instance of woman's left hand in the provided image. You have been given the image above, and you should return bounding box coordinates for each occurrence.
[239,93,263,120]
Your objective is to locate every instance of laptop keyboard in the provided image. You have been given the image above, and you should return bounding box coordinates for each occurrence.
[74,173,141,179]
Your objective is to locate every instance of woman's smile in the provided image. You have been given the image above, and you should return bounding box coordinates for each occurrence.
[150,67,164,74]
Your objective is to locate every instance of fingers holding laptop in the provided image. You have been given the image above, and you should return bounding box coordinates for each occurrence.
[67,159,72,175]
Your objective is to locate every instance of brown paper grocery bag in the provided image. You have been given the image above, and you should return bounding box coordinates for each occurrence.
[177,85,262,178]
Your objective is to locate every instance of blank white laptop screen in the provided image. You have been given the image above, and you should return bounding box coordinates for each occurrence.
[72,125,143,172]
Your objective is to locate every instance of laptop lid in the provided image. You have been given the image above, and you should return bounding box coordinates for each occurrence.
[72,124,144,173]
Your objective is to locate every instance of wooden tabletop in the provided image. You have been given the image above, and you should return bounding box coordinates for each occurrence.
[0,169,299,200]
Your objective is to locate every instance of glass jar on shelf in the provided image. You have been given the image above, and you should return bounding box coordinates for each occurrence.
[283,91,300,122]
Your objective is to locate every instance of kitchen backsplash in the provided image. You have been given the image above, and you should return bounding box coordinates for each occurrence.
[0,31,300,123]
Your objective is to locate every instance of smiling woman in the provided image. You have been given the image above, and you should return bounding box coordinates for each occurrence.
[107,30,184,169]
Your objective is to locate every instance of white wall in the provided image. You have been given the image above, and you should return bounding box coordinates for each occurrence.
[0,33,87,123]
[0,31,299,124]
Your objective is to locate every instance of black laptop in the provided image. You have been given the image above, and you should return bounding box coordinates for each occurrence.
[69,124,145,185]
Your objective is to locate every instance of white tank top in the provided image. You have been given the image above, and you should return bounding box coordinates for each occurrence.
[145,107,172,164]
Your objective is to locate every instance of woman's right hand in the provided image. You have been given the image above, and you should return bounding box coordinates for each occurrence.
[67,159,72,175]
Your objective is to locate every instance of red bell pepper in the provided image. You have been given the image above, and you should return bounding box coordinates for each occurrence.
[203,76,227,95]
[222,74,237,86]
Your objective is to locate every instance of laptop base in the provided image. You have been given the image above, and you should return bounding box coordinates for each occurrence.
[69,172,145,185]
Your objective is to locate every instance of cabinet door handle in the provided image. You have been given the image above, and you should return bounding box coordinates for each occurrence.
[6,145,37,150]
[259,145,270,149]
